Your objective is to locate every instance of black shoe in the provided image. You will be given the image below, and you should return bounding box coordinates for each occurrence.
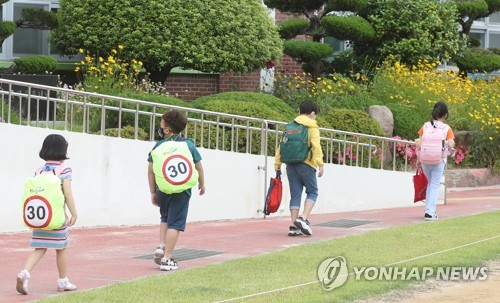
[294,217,312,235]
[288,226,303,236]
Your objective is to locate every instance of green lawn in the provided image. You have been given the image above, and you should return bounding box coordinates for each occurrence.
[39,211,500,303]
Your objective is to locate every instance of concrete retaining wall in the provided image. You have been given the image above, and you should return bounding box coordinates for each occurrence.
[0,123,436,233]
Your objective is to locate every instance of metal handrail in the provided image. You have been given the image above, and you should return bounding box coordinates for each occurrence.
[0,78,417,173]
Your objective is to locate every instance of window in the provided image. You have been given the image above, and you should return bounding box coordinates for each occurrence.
[469,32,485,48]
[12,2,50,57]
[489,32,500,48]
[489,12,500,24]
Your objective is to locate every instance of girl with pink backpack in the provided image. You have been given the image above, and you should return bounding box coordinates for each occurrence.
[417,102,455,221]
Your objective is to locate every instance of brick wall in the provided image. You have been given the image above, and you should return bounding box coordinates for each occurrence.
[163,10,306,101]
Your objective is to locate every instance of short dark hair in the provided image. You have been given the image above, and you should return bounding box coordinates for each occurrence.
[299,100,320,115]
[431,101,449,120]
[39,134,69,161]
[162,109,187,134]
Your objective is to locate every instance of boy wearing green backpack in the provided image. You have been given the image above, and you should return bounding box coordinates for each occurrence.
[275,100,324,236]
[148,109,205,271]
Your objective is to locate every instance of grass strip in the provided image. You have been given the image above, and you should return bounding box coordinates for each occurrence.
[39,211,500,303]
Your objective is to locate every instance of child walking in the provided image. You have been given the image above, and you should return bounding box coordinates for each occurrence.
[417,101,455,221]
[275,100,324,236]
[16,134,78,295]
[147,109,205,271]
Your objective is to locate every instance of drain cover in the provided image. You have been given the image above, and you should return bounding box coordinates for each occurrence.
[132,248,223,261]
[314,219,374,228]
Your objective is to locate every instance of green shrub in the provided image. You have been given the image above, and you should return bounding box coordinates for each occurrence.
[284,41,333,62]
[386,103,427,140]
[193,92,296,121]
[468,130,500,169]
[104,125,149,140]
[192,92,297,155]
[0,21,16,39]
[277,18,309,40]
[322,108,386,136]
[321,15,375,42]
[321,109,384,168]
[102,91,189,134]
[454,48,500,73]
[13,56,58,74]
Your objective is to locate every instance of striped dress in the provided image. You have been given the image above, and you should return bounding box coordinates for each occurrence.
[29,161,72,249]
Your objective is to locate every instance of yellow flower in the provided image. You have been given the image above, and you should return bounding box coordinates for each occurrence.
[79,48,84,53]
[118,45,124,49]
[99,57,104,62]
[111,49,117,54]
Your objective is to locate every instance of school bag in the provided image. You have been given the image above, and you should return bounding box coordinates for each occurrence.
[280,121,311,163]
[21,169,66,230]
[263,170,283,216]
[150,138,199,194]
[419,121,449,165]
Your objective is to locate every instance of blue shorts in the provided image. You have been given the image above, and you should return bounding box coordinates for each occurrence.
[157,190,190,231]
[286,162,318,210]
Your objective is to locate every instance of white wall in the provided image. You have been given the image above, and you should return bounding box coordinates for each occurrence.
[0,123,441,233]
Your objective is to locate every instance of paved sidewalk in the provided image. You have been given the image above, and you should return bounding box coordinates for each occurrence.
[1,186,499,303]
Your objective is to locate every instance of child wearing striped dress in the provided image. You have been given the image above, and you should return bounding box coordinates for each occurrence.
[16,134,78,295]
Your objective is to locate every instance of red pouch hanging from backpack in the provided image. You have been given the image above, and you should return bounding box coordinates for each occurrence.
[264,170,283,215]
[413,166,428,203]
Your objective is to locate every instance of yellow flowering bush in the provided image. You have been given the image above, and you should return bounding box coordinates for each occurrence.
[370,58,499,168]
[371,58,499,136]
[75,46,143,94]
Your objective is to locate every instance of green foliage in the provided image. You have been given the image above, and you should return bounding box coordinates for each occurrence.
[277,18,309,40]
[365,0,466,66]
[17,8,58,29]
[454,48,500,72]
[386,103,427,140]
[104,125,149,141]
[468,130,500,168]
[455,0,488,17]
[321,15,375,42]
[50,0,283,83]
[193,92,295,121]
[105,91,189,133]
[13,56,58,74]
[322,108,386,136]
[326,0,368,12]
[0,21,16,42]
[284,41,333,63]
[328,91,382,111]
[263,0,325,14]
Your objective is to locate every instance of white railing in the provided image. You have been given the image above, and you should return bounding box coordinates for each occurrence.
[0,78,417,177]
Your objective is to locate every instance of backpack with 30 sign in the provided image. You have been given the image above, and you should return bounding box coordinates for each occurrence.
[151,138,199,194]
[21,169,66,230]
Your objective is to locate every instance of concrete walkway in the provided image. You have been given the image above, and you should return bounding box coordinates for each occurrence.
[1,186,499,303]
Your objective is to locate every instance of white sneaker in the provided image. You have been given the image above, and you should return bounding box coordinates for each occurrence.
[153,244,165,265]
[294,217,312,235]
[57,277,77,292]
[160,258,178,271]
[16,269,30,295]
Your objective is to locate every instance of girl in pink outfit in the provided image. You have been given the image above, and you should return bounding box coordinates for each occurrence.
[17,134,78,295]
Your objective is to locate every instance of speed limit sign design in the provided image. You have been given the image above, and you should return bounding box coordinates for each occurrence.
[162,155,193,185]
[23,195,53,229]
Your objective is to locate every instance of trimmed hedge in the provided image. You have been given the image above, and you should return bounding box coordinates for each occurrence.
[454,48,500,73]
[322,108,386,136]
[193,92,296,121]
[13,56,58,74]
[277,18,309,40]
[387,103,427,140]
